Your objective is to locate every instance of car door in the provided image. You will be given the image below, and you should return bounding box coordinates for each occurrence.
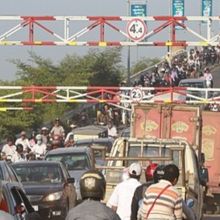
[61,164,77,209]
[3,183,36,220]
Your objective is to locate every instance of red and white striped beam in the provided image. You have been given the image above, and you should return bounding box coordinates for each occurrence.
[1,86,220,107]
[0,16,219,47]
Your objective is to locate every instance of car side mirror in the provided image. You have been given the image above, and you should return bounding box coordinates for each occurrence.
[67,177,75,184]
[201,153,205,164]
[186,198,194,208]
[199,167,209,186]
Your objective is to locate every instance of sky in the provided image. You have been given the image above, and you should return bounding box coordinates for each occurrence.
[0,0,219,81]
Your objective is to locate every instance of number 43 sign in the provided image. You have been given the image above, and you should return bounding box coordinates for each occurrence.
[127,18,147,42]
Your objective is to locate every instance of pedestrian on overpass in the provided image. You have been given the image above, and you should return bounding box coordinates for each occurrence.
[107,163,142,220]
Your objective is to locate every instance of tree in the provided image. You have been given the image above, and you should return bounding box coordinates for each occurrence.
[131,57,160,75]
[88,48,124,86]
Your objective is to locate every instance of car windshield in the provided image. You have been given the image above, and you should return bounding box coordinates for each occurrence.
[46,153,90,170]
[12,164,63,184]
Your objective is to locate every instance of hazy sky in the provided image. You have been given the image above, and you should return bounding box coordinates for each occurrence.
[0,0,219,81]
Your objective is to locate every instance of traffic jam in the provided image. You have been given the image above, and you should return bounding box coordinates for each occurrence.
[1,2,220,219]
[1,46,220,220]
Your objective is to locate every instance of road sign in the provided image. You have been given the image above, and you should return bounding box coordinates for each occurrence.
[202,0,212,17]
[172,0,184,30]
[127,18,147,41]
[130,87,143,102]
[131,4,147,17]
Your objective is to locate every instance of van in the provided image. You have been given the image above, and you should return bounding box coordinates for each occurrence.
[178,78,207,100]
[178,78,207,88]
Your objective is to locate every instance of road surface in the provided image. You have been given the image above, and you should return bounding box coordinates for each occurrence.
[204,215,220,219]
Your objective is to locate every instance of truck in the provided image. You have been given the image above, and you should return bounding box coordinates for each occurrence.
[130,103,220,213]
[104,103,220,219]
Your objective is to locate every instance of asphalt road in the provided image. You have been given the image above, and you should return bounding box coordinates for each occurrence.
[204,215,220,220]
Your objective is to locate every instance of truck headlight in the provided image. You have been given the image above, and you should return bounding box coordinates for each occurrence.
[43,191,63,202]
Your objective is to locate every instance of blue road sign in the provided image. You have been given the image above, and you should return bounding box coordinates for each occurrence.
[130,4,147,17]
[172,0,184,17]
[172,0,184,30]
[202,0,212,17]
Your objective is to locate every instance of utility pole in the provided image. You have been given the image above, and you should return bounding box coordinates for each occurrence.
[168,0,172,54]
[127,0,131,86]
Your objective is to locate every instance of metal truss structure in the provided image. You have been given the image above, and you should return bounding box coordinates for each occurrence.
[0,15,220,47]
[1,85,220,111]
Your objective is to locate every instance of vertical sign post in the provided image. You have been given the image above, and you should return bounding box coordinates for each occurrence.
[172,0,184,30]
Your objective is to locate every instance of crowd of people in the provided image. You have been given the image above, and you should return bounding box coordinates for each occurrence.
[0,115,120,162]
[65,162,194,220]
[133,46,218,88]
[96,46,219,129]
[0,118,78,162]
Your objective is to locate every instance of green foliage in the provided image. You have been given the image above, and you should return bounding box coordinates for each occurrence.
[88,48,123,86]
[131,57,160,75]
[0,49,159,140]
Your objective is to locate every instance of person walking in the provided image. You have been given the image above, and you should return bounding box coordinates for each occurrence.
[66,170,121,220]
[138,164,182,220]
[107,163,142,220]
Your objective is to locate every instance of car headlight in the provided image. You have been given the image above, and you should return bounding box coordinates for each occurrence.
[43,191,63,202]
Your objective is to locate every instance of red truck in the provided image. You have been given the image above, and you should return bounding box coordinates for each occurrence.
[131,103,220,213]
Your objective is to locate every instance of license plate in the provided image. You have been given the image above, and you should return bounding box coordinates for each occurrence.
[32,205,38,211]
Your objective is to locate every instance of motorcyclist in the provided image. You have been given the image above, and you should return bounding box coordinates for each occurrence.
[66,170,121,220]
[1,136,16,161]
[64,124,77,147]
[49,118,65,140]
[15,131,31,153]
[131,163,162,220]
[135,164,196,220]
[30,134,47,159]
[11,144,26,163]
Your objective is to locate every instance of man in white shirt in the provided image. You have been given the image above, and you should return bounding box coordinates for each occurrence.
[107,121,118,139]
[11,144,26,163]
[49,118,65,139]
[15,131,31,153]
[31,134,47,157]
[64,124,77,146]
[107,163,142,220]
[203,68,213,88]
[1,136,16,160]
